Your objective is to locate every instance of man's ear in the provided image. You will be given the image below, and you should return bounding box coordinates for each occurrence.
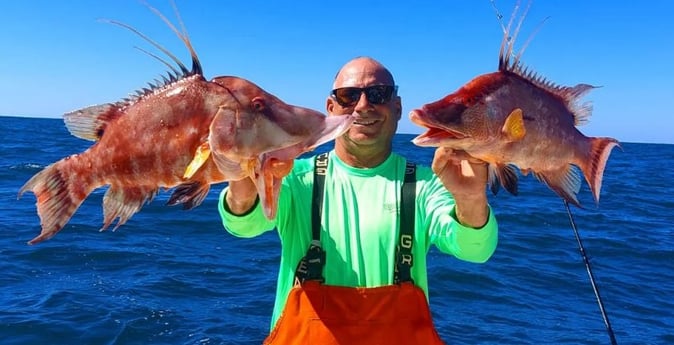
[326,97,335,114]
[394,96,402,120]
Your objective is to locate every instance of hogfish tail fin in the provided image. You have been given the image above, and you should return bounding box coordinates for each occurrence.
[18,159,95,244]
[579,137,620,205]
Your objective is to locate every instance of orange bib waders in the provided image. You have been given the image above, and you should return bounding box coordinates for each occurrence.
[263,153,445,345]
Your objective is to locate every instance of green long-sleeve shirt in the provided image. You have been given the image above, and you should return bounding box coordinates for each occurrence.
[218,151,498,330]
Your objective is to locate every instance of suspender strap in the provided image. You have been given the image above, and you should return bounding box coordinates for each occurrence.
[311,152,329,241]
[394,161,417,284]
[293,152,329,285]
[295,154,417,285]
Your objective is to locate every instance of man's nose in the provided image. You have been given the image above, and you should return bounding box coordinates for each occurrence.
[354,92,372,111]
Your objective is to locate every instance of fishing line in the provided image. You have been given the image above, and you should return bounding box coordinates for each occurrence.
[564,200,618,345]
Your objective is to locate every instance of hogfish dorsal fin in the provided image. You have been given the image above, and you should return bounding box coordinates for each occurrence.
[63,103,122,141]
[143,0,202,76]
[100,0,204,106]
[103,0,202,77]
[495,0,598,127]
[556,84,597,126]
[497,0,544,73]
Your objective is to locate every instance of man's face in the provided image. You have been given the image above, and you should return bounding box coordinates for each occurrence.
[327,60,401,149]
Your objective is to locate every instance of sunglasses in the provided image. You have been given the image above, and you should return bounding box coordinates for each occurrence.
[331,85,398,107]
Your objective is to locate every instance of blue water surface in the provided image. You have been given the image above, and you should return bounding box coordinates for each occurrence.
[1,116,672,344]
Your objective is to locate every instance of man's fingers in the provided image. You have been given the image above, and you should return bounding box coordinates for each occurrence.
[435,147,486,164]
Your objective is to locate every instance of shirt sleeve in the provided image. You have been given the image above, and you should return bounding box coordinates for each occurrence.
[418,169,499,263]
[218,187,276,238]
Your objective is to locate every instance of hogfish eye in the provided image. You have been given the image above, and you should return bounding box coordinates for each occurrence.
[251,98,265,111]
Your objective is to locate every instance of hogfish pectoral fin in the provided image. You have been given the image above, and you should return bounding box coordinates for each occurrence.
[183,142,211,179]
[253,155,294,220]
[501,108,526,142]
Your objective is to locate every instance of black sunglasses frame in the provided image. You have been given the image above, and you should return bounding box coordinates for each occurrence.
[331,85,398,107]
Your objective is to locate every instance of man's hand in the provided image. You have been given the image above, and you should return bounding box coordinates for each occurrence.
[431,147,490,228]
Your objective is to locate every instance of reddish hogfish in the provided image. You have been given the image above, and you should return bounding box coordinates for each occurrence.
[18,4,353,244]
[409,2,619,206]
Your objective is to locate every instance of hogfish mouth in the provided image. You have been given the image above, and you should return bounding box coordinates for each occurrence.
[409,109,468,146]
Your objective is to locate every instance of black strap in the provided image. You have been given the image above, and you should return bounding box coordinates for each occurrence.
[394,161,417,284]
[293,152,329,285]
[311,152,329,241]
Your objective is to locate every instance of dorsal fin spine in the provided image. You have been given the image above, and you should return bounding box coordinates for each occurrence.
[98,1,204,107]
[496,0,598,127]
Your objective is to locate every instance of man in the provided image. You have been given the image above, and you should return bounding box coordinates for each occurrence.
[219,57,498,344]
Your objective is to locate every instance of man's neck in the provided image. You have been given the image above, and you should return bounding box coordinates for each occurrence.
[334,141,392,168]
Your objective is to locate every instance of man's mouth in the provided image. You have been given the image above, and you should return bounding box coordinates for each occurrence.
[353,119,377,126]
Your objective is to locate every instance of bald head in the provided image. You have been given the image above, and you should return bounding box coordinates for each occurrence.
[332,57,395,89]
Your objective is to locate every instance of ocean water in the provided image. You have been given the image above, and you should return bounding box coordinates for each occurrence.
[1,115,672,345]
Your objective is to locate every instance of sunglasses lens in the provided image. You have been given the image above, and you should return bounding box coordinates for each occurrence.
[332,85,396,107]
[333,88,362,107]
[364,86,394,105]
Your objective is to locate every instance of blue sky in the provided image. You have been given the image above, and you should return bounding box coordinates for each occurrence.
[1,1,672,144]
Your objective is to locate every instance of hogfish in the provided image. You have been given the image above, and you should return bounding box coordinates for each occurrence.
[18,3,353,244]
[409,1,619,206]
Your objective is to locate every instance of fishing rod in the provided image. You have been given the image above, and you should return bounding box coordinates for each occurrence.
[564,200,618,345]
